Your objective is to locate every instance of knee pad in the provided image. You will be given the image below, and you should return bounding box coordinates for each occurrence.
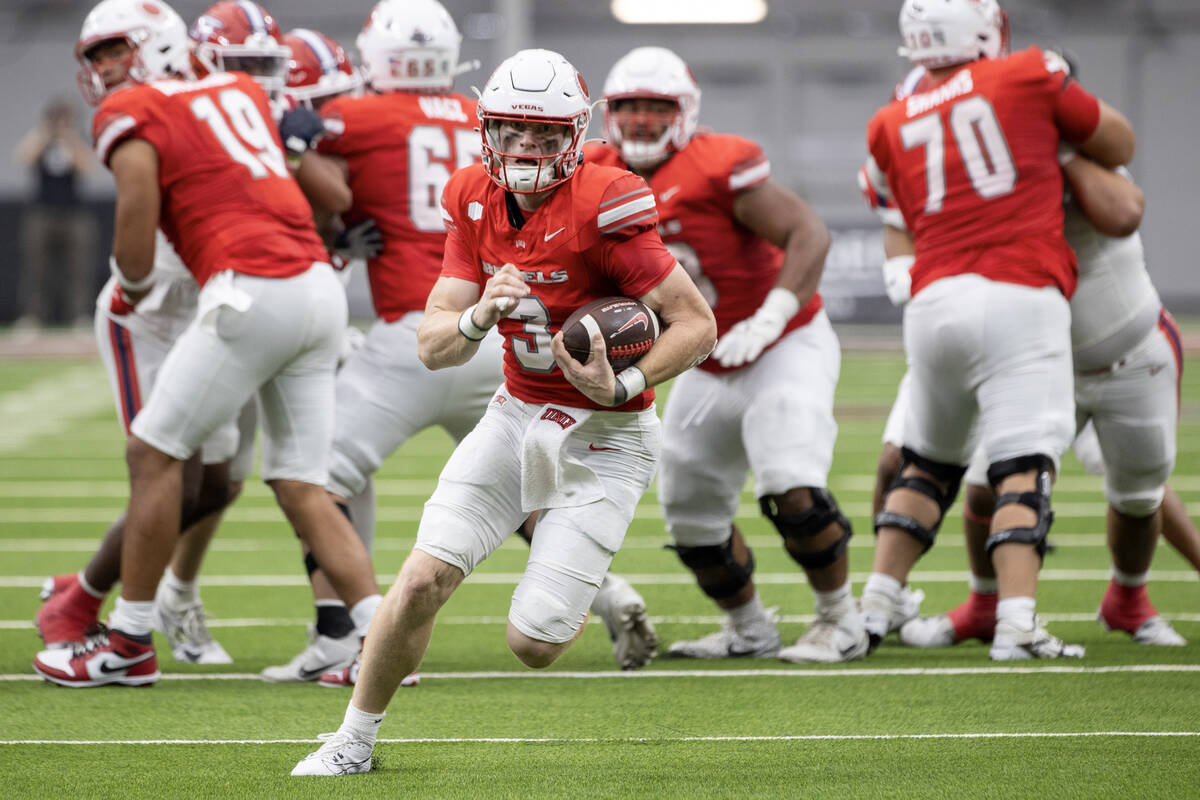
[985,455,1055,559]
[760,489,852,570]
[874,447,966,553]
[1107,487,1164,520]
[667,538,754,600]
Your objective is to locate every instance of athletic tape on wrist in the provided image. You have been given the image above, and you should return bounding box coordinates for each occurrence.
[110,256,154,294]
[612,365,647,406]
[457,304,489,341]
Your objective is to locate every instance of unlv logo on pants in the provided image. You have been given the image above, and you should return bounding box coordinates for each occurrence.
[540,408,578,430]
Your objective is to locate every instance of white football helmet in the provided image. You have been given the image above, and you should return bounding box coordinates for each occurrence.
[356,0,468,92]
[477,49,592,194]
[602,46,700,169]
[898,0,1010,69]
[75,0,192,105]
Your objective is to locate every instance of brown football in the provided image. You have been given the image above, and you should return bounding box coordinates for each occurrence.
[560,297,660,371]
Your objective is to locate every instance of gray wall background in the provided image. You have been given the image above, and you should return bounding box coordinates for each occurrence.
[2,0,1197,317]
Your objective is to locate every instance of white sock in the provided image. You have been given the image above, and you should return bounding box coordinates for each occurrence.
[728,593,768,632]
[342,702,384,743]
[109,597,154,637]
[996,596,1036,631]
[1112,567,1149,587]
[77,571,104,599]
[813,582,854,617]
[350,594,383,637]
[161,567,198,604]
[862,573,902,603]
[968,574,998,594]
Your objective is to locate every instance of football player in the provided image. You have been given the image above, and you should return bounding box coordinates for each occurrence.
[33,0,268,666]
[857,0,1136,660]
[585,47,865,663]
[291,47,715,776]
[33,0,383,688]
[189,1,290,112]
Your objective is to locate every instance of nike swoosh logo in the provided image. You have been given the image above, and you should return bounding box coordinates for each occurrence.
[97,651,154,673]
[298,664,337,680]
[544,227,566,242]
[659,185,682,202]
[588,443,617,452]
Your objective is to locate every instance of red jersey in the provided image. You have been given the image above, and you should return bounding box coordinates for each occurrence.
[587,134,821,375]
[318,91,479,321]
[865,46,1101,298]
[92,72,327,287]
[440,162,677,411]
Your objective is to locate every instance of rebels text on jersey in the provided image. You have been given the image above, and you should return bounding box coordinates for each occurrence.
[587,134,821,375]
[318,92,479,322]
[92,72,328,286]
[440,162,677,411]
[865,46,1101,298]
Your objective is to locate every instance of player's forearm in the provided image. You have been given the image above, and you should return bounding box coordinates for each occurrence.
[417,309,483,369]
[1077,101,1136,168]
[776,220,831,306]
[296,152,352,215]
[635,309,716,388]
[1061,156,1143,238]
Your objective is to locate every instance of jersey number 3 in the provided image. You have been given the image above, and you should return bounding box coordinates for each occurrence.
[191,89,289,180]
[900,95,1016,214]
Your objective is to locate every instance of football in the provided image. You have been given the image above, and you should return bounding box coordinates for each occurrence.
[560,296,661,371]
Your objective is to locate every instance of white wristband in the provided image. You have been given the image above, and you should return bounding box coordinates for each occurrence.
[110,256,154,294]
[457,304,489,341]
[760,287,800,320]
[1057,142,1078,168]
[612,365,647,406]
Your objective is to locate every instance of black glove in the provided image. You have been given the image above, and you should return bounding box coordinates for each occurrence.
[334,218,384,261]
[279,106,326,161]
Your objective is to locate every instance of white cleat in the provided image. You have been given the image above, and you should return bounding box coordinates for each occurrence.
[1126,616,1187,647]
[291,730,375,777]
[590,574,659,670]
[860,591,898,651]
[261,625,358,683]
[898,614,957,649]
[890,585,925,633]
[778,610,868,664]
[989,618,1085,661]
[667,608,780,660]
[152,587,232,665]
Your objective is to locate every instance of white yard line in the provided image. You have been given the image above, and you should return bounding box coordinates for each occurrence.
[1,731,1197,745]
[0,569,1197,589]
[2,664,1200,683]
[3,612,1199,631]
[0,367,111,454]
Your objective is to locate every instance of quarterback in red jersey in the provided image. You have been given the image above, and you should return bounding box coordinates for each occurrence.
[292,48,715,777]
[857,0,1136,661]
[585,46,862,663]
[33,0,383,689]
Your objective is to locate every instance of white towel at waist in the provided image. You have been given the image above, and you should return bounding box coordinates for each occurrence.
[520,404,602,513]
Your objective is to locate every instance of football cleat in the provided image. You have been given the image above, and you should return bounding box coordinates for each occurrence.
[667,608,780,659]
[778,609,868,664]
[1097,582,1186,646]
[152,584,232,664]
[261,624,358,683]
[898,614,957,648]
[859,591,898,652]
[317,648,419,689]
[889,585,925,633]
[899,591,998,648]
[35,573,103,648]
[291,730,374,777]
[989,618,1084,661]
[590,573,659,670]
[33,626,160,687]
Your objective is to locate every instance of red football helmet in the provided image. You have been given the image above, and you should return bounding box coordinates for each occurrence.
[189,1,290,93]
[283,28,362,110]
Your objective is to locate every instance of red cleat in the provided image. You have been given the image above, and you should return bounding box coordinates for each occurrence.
[318,656,419,688]
[35,574,103,649]
[946,591,998,643]
[33,627,159,687]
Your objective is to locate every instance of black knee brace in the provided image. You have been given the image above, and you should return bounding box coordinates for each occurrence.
[985,454,1055,559]
[667,538,755,600]
[760,488,852,570]
[874,447,967,553]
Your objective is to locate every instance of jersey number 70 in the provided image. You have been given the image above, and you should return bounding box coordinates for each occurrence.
[900,96,1017,214]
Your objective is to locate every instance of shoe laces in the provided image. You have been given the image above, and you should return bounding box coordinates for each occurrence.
[70,623,110,656]
[176,603,216,646]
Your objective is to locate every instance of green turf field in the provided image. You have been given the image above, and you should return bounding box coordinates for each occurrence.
[1,344,1198,799]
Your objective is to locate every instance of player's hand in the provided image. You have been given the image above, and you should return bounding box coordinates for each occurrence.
[712,288,798,368]
[882,255,915,307]
[334,218,384,262]
[551,330,619,406]
[109,284,139,315]
[279,106,326,164]
[474,263,529,328]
